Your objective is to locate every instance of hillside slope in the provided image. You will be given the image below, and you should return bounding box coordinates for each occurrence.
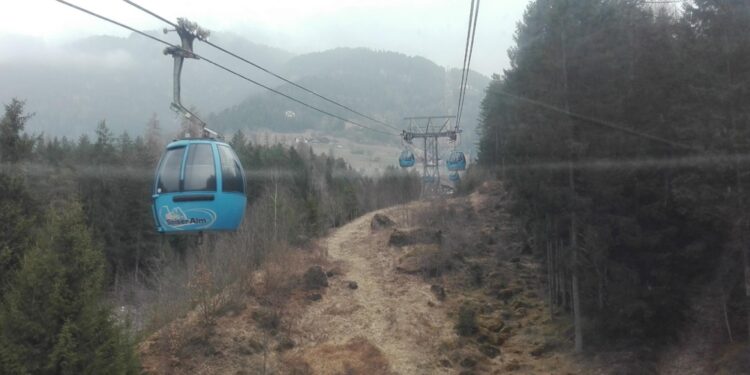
[139,181,586,374]
[210,48,488,149]
[2,34,487,148]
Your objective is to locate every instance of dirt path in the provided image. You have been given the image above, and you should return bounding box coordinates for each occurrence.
[138,182,590,374]
[141,181,735,374]
[286,183,586,374]
[289,205,455,374]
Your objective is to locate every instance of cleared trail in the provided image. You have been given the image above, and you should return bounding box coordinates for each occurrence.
[289,203,456,374]
[137,182,588,374]
[139,181,734,374]
[287,182,584,374]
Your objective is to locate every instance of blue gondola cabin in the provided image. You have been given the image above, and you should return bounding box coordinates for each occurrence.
[399,150,416,168]
[446,151,466,171]
[152,139,247,233]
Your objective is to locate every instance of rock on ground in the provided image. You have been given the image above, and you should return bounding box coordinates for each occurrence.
[371,213,396,231]
[303,266,329,290]
[396,244,442,274]
[388,228,442,246]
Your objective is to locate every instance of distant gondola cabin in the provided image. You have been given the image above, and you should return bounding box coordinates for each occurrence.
[446,151,466,171]
[399,149,416,168]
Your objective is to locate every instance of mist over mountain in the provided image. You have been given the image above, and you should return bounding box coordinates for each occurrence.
[0,32,293,136]
[211,48,489,148]
[0,33,488,150]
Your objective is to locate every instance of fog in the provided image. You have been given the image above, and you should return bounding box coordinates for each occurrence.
[0,1,519,142]
[1,0,531,76]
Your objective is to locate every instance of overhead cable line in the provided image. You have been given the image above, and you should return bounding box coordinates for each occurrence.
[489,87,700,152]
[122,0,400,133]
[56,0,399,137]
[199,56,397,136]
[461,0,480,128]
[455,0,476,130]
[456,0,481,131]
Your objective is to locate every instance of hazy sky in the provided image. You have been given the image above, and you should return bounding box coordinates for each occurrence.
[1,0,532,76]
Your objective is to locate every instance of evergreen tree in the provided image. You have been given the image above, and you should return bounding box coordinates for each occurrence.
[0,173,36,294]
[143,113,163,164]
[0,202,139,374]
[476,0,744,348]
[0,99,34,163]
[93,121,115,165]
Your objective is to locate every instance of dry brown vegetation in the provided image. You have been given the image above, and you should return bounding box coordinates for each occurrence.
[138,240,328,374]
[388,181,589,374]
[278,180,591,374]
[139,180,593,374]
[286,337,394,375]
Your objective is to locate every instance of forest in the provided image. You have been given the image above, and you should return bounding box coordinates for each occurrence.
[476,0,750,358]
[0,99,420,373]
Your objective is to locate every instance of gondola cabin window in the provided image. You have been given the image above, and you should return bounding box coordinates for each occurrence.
[184,143,217,192]
[218,145,244,193]
[157,146,185,193]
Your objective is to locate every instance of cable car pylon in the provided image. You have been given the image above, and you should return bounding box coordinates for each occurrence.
[400,115,459,197]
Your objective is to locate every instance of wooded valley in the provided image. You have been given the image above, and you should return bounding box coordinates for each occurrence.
[0,101,420,373]
[3,0,750,373]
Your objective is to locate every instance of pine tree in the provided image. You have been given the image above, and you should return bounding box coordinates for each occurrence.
[475,0,735,347]
[0,201,139,374]
[93,121,115,165]
[144,113,163,164]
[0,173,37,294]
[0,99,34,163]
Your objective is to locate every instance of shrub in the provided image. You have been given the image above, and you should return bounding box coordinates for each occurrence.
[188,261,225,328]
[455,304,478,336]
[252,307,281,331]
[303,266,328,290]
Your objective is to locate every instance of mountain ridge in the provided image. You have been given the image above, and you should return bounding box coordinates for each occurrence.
[211,47,488,148]
[1,34,488,151]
